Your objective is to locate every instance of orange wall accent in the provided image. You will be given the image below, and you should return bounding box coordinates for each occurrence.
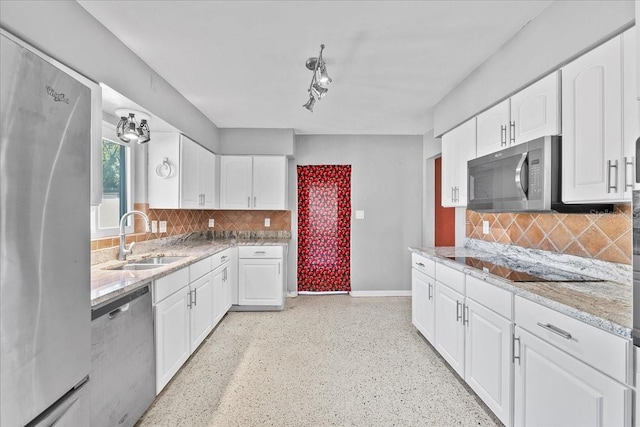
[466,205,631,264]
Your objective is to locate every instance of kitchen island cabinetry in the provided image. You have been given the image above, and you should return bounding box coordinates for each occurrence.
[441,118,476,207]
[219,155,287,210]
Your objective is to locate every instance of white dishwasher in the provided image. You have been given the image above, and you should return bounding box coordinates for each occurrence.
[232,245,286,311]
[90,285,155,427]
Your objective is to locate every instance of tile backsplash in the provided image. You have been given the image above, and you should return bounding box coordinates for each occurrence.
[91,203,291,250]
[466,205,632,265]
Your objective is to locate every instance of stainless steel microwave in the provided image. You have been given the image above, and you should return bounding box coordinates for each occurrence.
[467,136,611,213]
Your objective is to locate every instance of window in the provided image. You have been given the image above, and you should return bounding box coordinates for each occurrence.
[91,122,134,238]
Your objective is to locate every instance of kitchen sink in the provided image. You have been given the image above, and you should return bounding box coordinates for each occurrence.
[135,256,188,265]
[110,264,165,271]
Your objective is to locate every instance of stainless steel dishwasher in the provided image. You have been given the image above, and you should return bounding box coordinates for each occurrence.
[90,285,155,427]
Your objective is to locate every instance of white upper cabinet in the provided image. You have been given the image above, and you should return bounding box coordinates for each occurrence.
[509,71,560,146]
[442,118,476,207]
[148,133,217,209]
[562,34,625,203]
[476,99,510,157]
[220,155,287,210]
[622,27,639,194]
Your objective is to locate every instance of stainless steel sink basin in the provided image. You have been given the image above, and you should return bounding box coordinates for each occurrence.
[135,256,188,265]
[110,264,164,271]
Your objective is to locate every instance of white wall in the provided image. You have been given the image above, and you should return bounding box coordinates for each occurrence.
[0,0,220,152]
[287,135,423,294]
[434,0,635,136]
[422,130,441,247]
[219,128,295,156]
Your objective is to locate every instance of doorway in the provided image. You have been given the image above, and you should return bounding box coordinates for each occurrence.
[297,165,351,292]
[434,157,455,246]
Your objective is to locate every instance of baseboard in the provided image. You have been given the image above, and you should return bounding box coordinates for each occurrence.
[349,291,412,297]
[286,291,299,297]
[298,291,349,295]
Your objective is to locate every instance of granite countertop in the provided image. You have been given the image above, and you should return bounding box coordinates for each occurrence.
[91,238,289,308]
[409,246,632,339]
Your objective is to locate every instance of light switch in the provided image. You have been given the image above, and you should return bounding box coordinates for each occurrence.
[151,220,158,233]
[208,218,215,227]
[482,220,490,235]
[355,210,365,220]
[159,221,167,233]
[264,218,270,227]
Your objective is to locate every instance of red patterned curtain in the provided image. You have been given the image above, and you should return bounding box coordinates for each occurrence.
[297,165,351,292]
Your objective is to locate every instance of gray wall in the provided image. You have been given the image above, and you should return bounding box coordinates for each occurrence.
[0,0,220,152]
[422,131,441,247]
[219,128,295,156]
[434,0,635,136]
[287,135,423,293]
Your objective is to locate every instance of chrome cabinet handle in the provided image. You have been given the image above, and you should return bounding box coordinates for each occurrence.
[456,301,462,322]
[463,304,469,326]
[416,262,425,267]
[513,335,521,365]
[509,121,515,145]
[451,187,454,203]
[607,160,618,193]
[625,156,634,190]
[203,193,206,205]
[278,262,281,275]
[248,196,250,208]
[187,290,192,308]
[192,288,197,306]
[537,322,572,340]
[501,125,507,146]
[428,283,433,300]
[254,196,257,207]
[254,251,267,254]
[108,303,130,319]
[221,255,228,261]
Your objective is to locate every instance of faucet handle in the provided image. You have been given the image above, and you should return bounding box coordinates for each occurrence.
[126,241,136,254]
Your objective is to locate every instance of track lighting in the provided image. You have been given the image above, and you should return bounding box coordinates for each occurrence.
[303,44,332,112]
[115,109,151,144]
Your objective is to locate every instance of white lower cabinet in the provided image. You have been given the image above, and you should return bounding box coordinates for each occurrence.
[464,298,513,426]
[189,273,215,353]
[434,281,465,377]
[155,284,190,394]
[411,269,435,345]
[238,246,284,307]
[514,326,631,427]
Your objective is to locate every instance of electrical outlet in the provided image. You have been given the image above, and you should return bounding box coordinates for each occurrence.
[482,220,490,235]
[208,218,215,227]
[151,220,158,233]
[264,218,270,227]
[159,221,167,233]
[355,210,365,219]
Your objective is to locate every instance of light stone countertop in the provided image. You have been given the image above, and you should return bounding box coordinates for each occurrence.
[409,246,632,339]
[91,238,289,308]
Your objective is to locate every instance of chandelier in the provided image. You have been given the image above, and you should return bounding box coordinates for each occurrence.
[303,44,332,112]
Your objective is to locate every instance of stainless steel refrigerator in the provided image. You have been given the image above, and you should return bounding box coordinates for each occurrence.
[1,32,91,426]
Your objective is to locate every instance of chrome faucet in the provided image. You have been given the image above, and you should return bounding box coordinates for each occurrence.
[119,210,151,261]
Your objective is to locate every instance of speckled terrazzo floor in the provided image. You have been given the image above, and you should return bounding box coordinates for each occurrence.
[137,295,502,427]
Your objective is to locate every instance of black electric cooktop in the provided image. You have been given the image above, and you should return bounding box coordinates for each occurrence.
[447,257,602,283]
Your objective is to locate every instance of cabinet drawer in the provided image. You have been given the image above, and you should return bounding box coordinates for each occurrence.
[435,262,465,295]
[411,253,435,277]
[153,268,190,304]
[189,256,212,281]
[466,275,513,320]
[515,296,630,384]
[238,246,283,259]
[211,249,232,270]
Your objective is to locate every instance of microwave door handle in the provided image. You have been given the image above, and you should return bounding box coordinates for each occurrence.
[515,152,528,199]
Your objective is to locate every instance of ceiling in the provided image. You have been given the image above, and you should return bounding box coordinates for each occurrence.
[79,1,551,135]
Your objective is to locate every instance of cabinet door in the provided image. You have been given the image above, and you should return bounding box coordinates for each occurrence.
[514,327,631,427]
[411,269,435,345]
[220,156,253,209]
[562,35,624,203]
[211,265,225,327]
[201,150,217,209]
[253,156,287,210]
[238,259,283,306]
[223,265,232,312]
[476,99,510,157]
[441,118,476,207]
[180,136,202,209]
[189,273,215,353]
[229,248,239,305]
[464,299,512,427]
[148,133,180,209]
[623,27,639,194]
[155,287,190,394]
[434,282,465,377]
[510,71,560,146]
